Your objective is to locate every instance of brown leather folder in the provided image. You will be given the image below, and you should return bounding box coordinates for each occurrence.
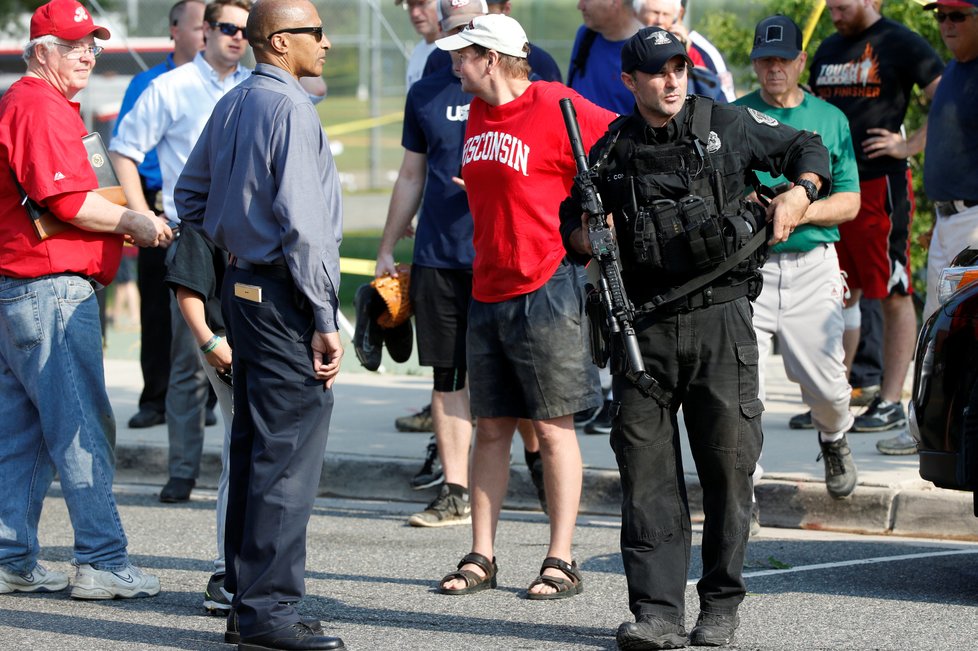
[18,132,128,241]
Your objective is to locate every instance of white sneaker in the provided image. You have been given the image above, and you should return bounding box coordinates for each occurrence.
[0,562,69,594]
[70,562,161,600]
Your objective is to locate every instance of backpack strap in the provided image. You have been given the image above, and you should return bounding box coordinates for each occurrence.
[567,28,599,88]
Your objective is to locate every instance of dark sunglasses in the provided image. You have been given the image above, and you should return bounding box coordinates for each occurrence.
[211,21,246,37]
[267,25,324,41]
[934,9,978,23]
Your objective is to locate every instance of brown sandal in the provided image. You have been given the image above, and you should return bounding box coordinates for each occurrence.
[526,557,583,600]
[438,552,498,595]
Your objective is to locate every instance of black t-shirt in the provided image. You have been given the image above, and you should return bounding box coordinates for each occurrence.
[810,18,943,179]
[164,224,227,334]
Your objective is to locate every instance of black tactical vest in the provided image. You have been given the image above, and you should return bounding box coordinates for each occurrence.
[596,98,768,290]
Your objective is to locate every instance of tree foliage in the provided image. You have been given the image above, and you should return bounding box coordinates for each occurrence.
[697,0,948,289]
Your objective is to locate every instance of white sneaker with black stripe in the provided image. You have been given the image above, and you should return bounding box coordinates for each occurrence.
[70,562,161,600]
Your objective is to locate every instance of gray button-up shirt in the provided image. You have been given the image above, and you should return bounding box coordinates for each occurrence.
[175,63,342,333]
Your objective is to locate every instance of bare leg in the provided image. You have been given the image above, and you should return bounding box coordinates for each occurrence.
[516,419,538,453]
[880,293,916,403]
[441,416,516,591]
[529,414,581,596]
[431,388,472,487]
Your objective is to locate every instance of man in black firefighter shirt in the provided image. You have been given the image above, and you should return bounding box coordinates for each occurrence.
[560,27,830,650]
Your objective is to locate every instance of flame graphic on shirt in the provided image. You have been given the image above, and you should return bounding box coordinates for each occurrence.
[814,43,881,89]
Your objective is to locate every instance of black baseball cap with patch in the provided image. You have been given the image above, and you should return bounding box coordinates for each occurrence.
[621,26,693,74]
[751,15,802,61]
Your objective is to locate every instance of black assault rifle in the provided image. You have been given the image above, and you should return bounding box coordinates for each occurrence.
[560,98,672,408]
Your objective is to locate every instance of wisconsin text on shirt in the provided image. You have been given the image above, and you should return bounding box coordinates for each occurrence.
[462,131,530,176]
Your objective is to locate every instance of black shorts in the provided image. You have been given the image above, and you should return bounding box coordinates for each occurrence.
[409,265,472,368]
[467,260,601,420]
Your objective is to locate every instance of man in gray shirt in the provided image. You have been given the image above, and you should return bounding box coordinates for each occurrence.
[174,0,344,648]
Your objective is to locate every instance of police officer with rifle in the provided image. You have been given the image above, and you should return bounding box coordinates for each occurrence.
[559,27,830,650]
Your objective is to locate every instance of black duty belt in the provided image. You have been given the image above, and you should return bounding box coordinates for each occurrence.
[231,258,290,280]
[934,200,978,217]
[634,282,752,324]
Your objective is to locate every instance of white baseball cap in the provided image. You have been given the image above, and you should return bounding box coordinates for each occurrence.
[435,13,528,59]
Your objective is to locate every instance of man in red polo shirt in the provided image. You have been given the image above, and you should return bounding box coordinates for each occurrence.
[0,0,170,599]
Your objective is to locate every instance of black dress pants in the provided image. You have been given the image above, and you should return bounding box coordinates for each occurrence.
[611,297,762,624]
[222,266,334,638]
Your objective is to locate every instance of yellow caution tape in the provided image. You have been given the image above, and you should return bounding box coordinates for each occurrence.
[339,257,376,276]
[325,112,405,137]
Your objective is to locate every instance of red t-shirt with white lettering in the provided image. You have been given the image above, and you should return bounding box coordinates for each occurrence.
[0,77,122,285]
[462,81,615,302]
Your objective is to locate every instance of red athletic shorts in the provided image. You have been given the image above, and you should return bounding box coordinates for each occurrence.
[836,169,915,299]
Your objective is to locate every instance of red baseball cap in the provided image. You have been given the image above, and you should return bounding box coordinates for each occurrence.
[30,0,111,41]
[923,0,978,9]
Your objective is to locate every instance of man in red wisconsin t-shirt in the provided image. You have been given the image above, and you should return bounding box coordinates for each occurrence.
[434,14,615,601]
[0,0,170,600]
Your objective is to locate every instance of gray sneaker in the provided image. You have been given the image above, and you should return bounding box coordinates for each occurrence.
[788,410,814,430]
[203,571,232,613]
[0,562,68,594]
[70,562,161,600]
[407,483,471,528]
[852,396,906,432]
[410,436,443,490]
[395,404,434,432]
[817,435,858,499]
[876,431,918,455]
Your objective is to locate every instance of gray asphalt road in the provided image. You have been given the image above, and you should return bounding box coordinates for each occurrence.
[2,485,977,650]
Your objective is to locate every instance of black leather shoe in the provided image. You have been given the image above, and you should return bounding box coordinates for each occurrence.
[616,614,688,650]
[205,409,218,427]
[226,613,323,644]
[689,611,739,647]
[128,408,165,428]
[238,622,344,650]
[159,477,195,503]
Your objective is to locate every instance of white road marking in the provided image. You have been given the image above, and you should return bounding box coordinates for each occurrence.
[688,549,978,585]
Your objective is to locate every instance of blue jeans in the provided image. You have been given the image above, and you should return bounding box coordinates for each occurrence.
[0,274,129,572]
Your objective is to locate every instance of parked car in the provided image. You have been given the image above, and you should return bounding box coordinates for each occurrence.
[910,247,978,516]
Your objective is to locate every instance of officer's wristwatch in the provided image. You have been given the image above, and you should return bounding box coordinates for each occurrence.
[795,178,818,203]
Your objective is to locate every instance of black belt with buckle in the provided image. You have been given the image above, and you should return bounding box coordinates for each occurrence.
[232,258,290,280]
[934,200,978,217]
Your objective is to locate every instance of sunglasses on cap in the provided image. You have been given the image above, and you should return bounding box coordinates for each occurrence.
[266,25,324,41]
[934,9,978,22]
[210,21,246,37]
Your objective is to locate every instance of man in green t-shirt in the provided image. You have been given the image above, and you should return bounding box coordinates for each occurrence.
[734,15,861,524]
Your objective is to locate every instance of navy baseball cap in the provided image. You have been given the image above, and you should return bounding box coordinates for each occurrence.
[751,15,802,60]
[621,26,692,74]
[923,0,978,8]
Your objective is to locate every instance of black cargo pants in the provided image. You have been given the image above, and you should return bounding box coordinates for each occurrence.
[610,296,763,624]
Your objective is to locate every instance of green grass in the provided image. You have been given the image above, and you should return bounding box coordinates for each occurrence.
[318,96,407,192]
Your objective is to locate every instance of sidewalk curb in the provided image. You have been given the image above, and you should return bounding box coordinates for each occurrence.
[114,443,978,541]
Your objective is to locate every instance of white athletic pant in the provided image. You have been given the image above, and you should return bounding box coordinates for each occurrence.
[752,244,854,483]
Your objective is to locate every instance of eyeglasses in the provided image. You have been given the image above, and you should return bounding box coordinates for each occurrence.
[266,25,324,41]
[53,42,103,59]
[211,21,247,37]
[934,9,978,23]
